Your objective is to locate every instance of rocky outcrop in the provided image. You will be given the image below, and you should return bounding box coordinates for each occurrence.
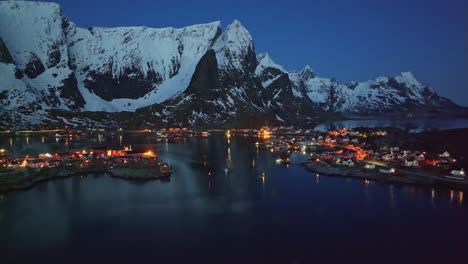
[0,37,13,64]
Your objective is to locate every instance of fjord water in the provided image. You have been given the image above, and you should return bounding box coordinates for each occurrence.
[0,134,467,263]
[314,117,468,132]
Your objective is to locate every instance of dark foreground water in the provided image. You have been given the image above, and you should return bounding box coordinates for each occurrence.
[0,134,467,263]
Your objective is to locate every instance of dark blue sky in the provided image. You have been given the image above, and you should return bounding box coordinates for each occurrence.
[49,0,467,105]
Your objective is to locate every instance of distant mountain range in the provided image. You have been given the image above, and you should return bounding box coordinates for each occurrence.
[0,1,464,129]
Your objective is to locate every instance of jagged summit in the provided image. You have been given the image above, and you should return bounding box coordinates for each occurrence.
[255,53,286,74]
[213,19,253,48]
[0,0,60,9]
[299,65,316,80]
[0,1,462,129]
[211,19,256,73]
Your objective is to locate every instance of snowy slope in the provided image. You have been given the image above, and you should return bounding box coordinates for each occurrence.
[68,21,221,111]
[0,1,64,69]
[0,1,84,128]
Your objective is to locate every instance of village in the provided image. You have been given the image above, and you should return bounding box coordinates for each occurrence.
[0,142,172,193]
[251,127,467,189]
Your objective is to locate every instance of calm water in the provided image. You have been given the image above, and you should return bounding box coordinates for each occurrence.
[0,134,467,263]
[314,117,468,132]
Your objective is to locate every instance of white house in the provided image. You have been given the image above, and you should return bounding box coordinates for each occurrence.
[375,130,388,136]
[439,151,450,158]
[417,154,425,161]
[383,154,394,160]
[404,160,419,167]
[364,164,375,169]
[341,160,355,167]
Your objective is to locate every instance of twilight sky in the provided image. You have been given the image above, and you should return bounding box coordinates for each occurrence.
[46,0,467,105]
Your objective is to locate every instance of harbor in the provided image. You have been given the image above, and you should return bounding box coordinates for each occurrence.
[0,129,466,263]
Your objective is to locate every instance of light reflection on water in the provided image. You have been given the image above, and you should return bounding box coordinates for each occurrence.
[0,134,467,262]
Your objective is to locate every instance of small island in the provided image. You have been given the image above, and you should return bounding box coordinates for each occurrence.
[0,146,172,193]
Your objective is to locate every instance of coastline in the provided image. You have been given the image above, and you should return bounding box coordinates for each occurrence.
[0,166,171,194]
[304,162,468,191]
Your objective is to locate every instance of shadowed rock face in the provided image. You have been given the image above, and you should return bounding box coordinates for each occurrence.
[0,37,13,64]
[47,43,61,68]
[159,49,233,126]
[59,73,85,110]
[24,53,45,79]
[83,68,163,101]
[184,49,219,99]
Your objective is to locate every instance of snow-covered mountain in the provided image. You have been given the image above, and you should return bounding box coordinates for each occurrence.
[0,1,463,129]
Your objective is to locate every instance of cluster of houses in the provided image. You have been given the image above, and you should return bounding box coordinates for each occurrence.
[1,154,63,170]
[256,127,464,179]
[0,145,158,171]
[236,127,319,137]
[370,147,457,169]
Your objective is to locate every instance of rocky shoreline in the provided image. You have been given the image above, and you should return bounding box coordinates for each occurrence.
[304,163,468,191]
[109,166,171,181]
[0,165,171,193]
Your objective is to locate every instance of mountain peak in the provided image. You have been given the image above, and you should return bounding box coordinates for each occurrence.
[396,71,422,88]
[222,19,252,41]
[400,71,415,81]
[299,65,316,79]
[255,52,286,76]
[0,1,61,13]
[211,19,255,71]
[230,19,242,27]
[212,19,252,50]
[257,52,269,61]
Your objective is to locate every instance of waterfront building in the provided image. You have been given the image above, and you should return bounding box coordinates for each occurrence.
[439,151,450,158]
